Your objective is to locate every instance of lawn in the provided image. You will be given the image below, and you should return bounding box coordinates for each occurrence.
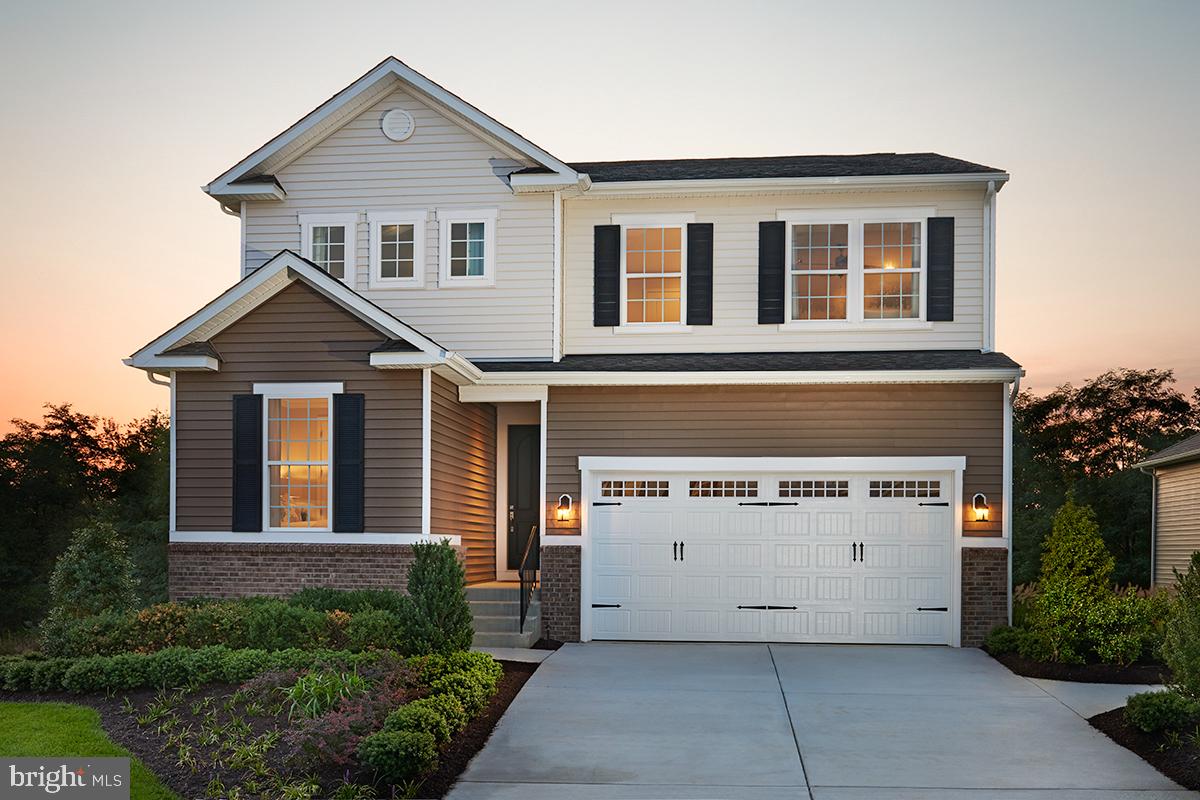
[0,702,178,800]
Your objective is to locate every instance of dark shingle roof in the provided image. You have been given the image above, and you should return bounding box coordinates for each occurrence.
[1138,432,1200,469]
[518,153,1005,183]
[476,350,1021,373]
[160,341,219,358]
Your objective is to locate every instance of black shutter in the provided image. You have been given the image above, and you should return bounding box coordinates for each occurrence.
[593,224,621,326]
[758,221,786,324]
[927,217,955,321]
[686,223,714,325]
[332,393,366,533]
[231,394,262,532]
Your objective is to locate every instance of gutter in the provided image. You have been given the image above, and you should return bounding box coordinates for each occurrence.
[474,367,1025,387]
[574,172,1011,198]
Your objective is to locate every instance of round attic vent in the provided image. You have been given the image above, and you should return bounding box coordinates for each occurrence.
[381,108,415,142]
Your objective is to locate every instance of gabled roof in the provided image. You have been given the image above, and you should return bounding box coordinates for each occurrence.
[542,153,1006,184]
[125,251,459,374]
[1137,432,1200,470]
[204,57,580,209]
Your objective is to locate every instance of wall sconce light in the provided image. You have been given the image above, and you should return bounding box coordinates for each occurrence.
[972,493,990,523]
[556,494,573,522]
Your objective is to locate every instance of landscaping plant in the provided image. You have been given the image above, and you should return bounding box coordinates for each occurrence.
[1163,552,1200,698]
[397,541,474,655]
[286,670,370,719]
[39,521,139,653]
[1124,690,1200,733]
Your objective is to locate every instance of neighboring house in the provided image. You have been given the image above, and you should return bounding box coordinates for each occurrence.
[1137,432,1200,586]
[126,57,1022,648]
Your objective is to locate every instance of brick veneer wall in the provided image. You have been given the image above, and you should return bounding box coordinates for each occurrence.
[168,543,416,600]
[540,545,581,642]
[961,547,1009,646]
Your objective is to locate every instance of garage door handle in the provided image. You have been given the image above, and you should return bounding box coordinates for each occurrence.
[917,607,948,612]
[851,542,857,562]
[679,542,684,561]
[673,541,678,561]
[918,502,949,507]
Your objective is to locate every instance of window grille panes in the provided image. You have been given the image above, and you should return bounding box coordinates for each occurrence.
[267,398,330,528]
[380,223,415,279]
[600,480,669,498]
[779,479,849,498]
[625,226,682,324]
[311,226,346,279]
[868,479,941,498]
[449,221,486,277]
[688,480,759,498]
[791,223,849,321]
[863,222,921,319]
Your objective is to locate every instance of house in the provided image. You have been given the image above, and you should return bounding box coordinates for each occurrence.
[1137,432,1200,586]
[126,57,1022,648]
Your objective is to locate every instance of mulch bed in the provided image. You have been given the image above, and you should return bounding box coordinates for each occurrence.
[990,651,1170,684]
[1,659,538,800]
[1091,707,1200,790]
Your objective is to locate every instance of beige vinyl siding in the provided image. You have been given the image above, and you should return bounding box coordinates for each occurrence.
[430,373,497,583]
[242,85,554,360]
[1154,461,1200,586]
[545,383,1004,536]
[562,188,987,353]
[174,281,422,532]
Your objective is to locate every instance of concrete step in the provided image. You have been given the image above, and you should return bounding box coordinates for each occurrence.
[465,585,540,602]
[472,627,540,649]
[469,599,541,617]
[473,612,541,633]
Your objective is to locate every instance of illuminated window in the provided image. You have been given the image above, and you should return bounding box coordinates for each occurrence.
[863,222,921,319]
[689,480,758,498]
[625,225,683,324]
[266,397,331,529]
[790,223,849,321]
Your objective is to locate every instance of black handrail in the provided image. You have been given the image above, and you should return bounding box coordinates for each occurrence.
[518,524,539,633]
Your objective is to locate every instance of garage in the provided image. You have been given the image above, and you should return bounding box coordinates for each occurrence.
[581,458,963,645]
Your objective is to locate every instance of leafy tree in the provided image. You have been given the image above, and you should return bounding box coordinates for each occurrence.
[1013,369,1200,586]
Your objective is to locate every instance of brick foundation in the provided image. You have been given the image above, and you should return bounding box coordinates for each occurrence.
[168,542,416,600]
[540,545,581,642]
[961,546,1009,646]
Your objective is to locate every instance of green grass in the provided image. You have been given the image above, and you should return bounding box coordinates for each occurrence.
[0,702,179,800]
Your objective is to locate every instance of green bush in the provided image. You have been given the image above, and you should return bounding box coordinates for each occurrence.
[1087,589,1160,666]
[290,587,407,616]
[346,609,403,651]
[357,729,438,785]
[40,522,140,653]
[180,600,254,649]
[428,671,492,716]
[385,701,452,744]
[1124,690,1200,733]
[409,694,467,735]
[1163,552,1200,698]
[245,602,332,651]
[398,541,473,656]
[983,625,1025,656]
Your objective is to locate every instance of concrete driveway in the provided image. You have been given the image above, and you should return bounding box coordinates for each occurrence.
[446,643,1195,800]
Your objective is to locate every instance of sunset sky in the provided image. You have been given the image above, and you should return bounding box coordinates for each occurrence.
[2,0,1198,428]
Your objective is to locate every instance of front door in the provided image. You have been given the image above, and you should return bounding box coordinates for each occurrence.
[506,425,540,571]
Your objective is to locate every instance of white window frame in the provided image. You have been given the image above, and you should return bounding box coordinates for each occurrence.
[438,208,497,287]
[255,381,342,534]
[777,207,934,330]
[299,213,358,285]
[612,212,694,332]
[368,210,427,289]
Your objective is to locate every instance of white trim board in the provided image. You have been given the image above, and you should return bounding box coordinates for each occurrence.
[170,531,459,545]
[476,368,1023,387]
[421,368,432,538]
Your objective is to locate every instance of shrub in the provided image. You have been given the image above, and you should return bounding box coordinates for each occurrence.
[40,522,139,653]
[290,587,407,616]
[132,602,194,651]
[286,670,370,718]
[1163,551,1200,698]
[42,610,137,658]
[410,693,467,735]
[357,729,438,785]
[983,625,1025,656]
[346,609,403,651]
[428,671,491,716]
[181,600,254,649]
[385,701,452,744]
[245,602,333,651]
[1087,589,1159,666]
[1124,690,1200,733]
[397,541,473,656]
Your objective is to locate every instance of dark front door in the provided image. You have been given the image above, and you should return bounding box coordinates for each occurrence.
[507,425,540,571]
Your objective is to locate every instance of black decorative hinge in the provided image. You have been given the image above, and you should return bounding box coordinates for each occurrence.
[592,501,623,506]
[737,501,800,507]
[591,603,622,608]
[917,606,949,612]
[766,605,799,610]
[737,605,769,610]
[917,502,950,507]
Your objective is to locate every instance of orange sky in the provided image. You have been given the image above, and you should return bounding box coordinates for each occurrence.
[2,0,1198,429]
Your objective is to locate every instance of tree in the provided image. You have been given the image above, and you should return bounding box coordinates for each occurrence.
[1013,369,1200,586]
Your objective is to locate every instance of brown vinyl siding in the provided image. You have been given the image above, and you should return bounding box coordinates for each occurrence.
[1154,461,1200,586]
[430,373,497,583]
[174,281,422,532]
[545,383,1004,536]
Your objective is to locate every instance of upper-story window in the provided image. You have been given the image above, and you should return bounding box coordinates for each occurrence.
[781,208,930,325]
[438,208,497,287]
[614,213,694,328]
[368,211,427,289]
[300,213,357,284]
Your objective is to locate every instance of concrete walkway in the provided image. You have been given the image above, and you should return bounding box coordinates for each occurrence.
[447,643,1195,800]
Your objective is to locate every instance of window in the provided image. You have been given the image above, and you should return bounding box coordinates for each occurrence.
[779,209,930,325]
[300,213,357,283]
[689,480,758,498]
[266,397,331,529]
[613,213,693,328]
[868,479,941,498]
[790,223,849,321]
[780,479,848,498]
[438,209,497,286]
[368,211,426,288]
[863,222,921,320]
[601,480,669,498]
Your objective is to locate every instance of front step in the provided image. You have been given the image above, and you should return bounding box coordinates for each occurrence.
[467,584,541,648]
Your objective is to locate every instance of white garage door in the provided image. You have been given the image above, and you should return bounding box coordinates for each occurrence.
[588,471,954,644]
